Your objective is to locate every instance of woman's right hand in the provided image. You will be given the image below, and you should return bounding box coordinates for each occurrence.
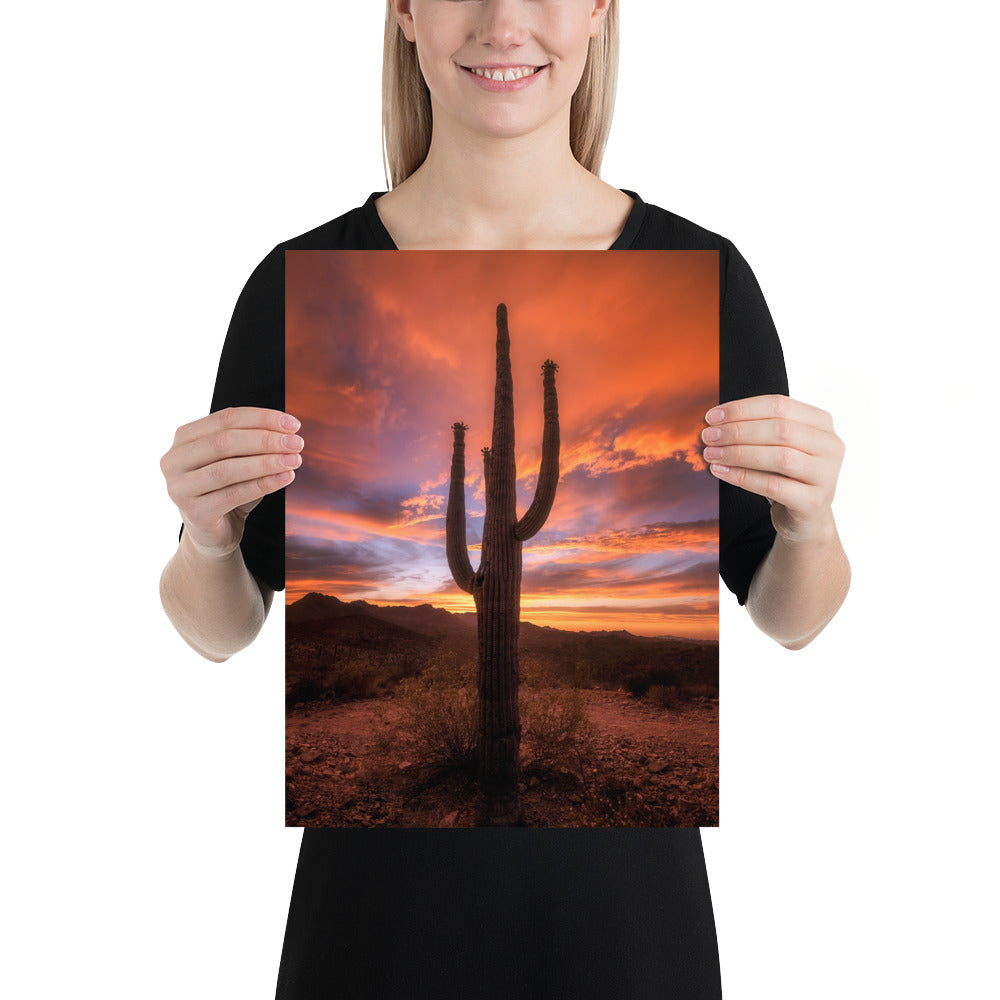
[160,406,303,560]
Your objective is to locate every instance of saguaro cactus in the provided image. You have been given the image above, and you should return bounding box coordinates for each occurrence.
[446,302,560,825]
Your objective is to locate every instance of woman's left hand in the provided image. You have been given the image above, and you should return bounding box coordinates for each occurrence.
[701,394,845,546]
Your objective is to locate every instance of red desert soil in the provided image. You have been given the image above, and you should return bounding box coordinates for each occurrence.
[287,688,719,829]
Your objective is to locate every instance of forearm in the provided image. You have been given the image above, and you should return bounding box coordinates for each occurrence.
[745,516,851,650]
[159,530,271,662]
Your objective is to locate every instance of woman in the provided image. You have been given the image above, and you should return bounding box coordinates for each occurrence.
[161,2,850,996]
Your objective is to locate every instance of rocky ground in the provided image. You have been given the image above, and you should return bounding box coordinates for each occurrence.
[286,688,718,829]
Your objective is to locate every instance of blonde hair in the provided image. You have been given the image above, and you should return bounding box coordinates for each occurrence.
[381,1,620,190]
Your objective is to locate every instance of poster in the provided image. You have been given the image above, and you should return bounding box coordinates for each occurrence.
[285,250,719,828]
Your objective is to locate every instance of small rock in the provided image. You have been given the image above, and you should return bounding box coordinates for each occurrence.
[301,749,322,763]
[517,782,527,793]
[568,793,583,804]
[295,804,316,818]
[439,810,460,827]
[648,760,670,774]
[398,761,412,770]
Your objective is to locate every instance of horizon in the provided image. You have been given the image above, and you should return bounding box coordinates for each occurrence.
[286,590,719,644]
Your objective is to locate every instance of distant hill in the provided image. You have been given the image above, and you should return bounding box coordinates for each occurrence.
[287,592,714,643]
[289,591,714,660]
[287,592,476,639]
[285,593,717,702]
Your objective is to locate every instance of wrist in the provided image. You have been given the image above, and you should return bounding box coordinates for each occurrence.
[774,509,839,550]
[179,524,244,566]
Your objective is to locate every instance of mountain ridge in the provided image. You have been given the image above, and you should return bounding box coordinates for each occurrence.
[286,591,716,646]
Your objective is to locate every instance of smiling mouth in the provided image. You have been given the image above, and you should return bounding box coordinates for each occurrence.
[460,64,548,82]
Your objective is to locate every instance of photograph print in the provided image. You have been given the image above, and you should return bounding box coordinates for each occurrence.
[285,249,719,829]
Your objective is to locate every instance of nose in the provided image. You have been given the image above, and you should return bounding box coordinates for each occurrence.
[475,0,531,50]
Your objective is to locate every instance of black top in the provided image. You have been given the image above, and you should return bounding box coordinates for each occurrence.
[190,190,789,1000]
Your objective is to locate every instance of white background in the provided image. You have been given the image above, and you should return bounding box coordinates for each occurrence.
[4,1,997,997]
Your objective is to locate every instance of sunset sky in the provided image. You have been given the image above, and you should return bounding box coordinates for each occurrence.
[285,250,719,639]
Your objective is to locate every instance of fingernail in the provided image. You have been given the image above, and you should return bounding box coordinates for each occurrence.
[282,435,304,450]
[280,414,301,431]
[711,463,731,475]
[703,447,723,461]
[281,452,302,467]
[702,426,722,442]
[705,408,724,423]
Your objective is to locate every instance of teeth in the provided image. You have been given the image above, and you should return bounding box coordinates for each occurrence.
[470,65,540,82]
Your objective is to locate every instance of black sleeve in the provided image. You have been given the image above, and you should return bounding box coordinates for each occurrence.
[178,245,286,592]
[718,241,789,605]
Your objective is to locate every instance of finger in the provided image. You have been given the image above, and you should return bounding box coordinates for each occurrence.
[185,469,297,526]
[701,418,837,458]
[702,444,825,485]
[172,407,300,448]
[706,395,834,433]
[167,428,304,479]
[708,462,812,509]
[172,449,303,503]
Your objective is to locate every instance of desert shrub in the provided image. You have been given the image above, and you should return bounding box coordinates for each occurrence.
[573,753,652,827]
[370,651,478,773]
[622,669,672,698]
[521,684,595,768]
[682,682,718,700]
[622,674,649,697]
[591,773,632,809]
[418,647,471,688]
[640,681,719,708]
[326,660,387,700]
[520,654,561,688]
[646,684,681,709]
[571,659,594,688]
[581,774,650,827]
[622,667,718,704]
[285,677,329,708]
[369,648,598,778]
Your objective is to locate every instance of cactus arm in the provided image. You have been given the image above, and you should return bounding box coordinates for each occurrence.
[482,445,493,496]
[446,421,477,593]
[515,359,560,541]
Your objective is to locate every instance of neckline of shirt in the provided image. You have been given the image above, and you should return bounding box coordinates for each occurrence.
[361,188,646,251]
